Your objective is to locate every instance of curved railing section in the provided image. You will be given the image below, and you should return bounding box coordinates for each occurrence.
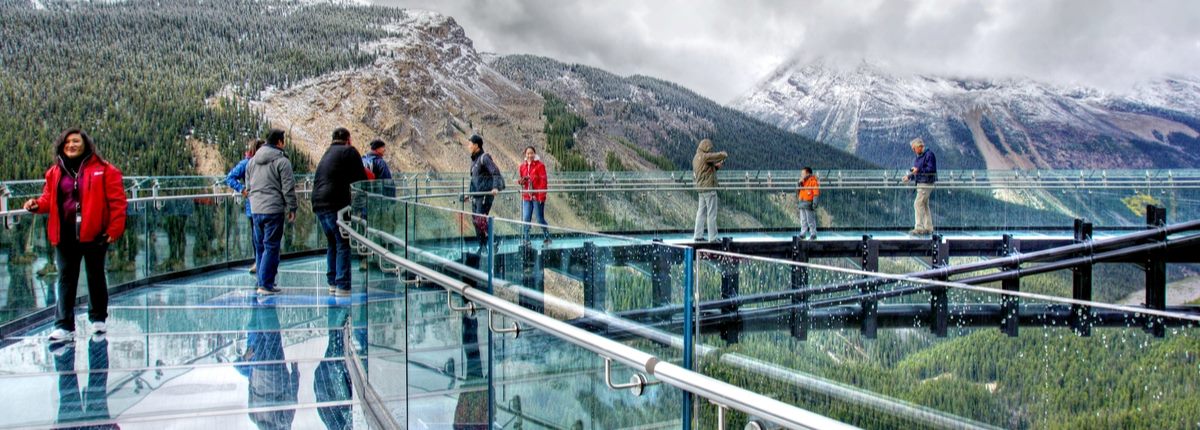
[0,176,323,333]
[347,170,1200,429]
[4,170,1200,428]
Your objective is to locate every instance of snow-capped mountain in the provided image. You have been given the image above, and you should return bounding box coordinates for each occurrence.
[733,60,1200,170]
[250,11,870,174]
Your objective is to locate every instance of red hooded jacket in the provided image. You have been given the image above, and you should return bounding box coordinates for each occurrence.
[33,155,128,246]
[518,159,548,202]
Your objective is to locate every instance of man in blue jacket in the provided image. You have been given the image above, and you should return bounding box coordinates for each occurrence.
[903,137,937,236]
[226,138,264,273]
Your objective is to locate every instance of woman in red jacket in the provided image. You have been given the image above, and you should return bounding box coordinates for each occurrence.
[517,146,551,245]
[23,128,128,342]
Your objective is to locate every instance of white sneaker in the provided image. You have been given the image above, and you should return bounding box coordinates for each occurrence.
[48,328,74,342]
[92,321,107,334]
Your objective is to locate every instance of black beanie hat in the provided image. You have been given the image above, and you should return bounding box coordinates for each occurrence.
[469,134,484,146]
[370,139,386,150]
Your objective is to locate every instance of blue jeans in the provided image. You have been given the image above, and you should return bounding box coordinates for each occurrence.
[252,213,286,289]
[521,200,549,240]
[317,211,351,290]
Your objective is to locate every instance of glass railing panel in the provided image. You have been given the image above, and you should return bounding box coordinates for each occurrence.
[0,214,57,326]
[692,249,1200,429]
[485,216,689,427]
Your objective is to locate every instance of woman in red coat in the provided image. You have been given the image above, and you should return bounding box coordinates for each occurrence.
[516,146,551,245]
[23,128,127,342]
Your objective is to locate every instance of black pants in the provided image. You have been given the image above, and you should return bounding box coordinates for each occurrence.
[56,237,109,331]
[471,195,494,248]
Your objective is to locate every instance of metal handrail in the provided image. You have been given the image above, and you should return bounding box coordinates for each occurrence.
[335,207,859,430]
[347,212,1004,429]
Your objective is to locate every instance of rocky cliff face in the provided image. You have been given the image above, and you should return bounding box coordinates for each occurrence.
[489,55,873,172]
[250,10,547,173]
[249,12,871,177]
[734,60,1200,170]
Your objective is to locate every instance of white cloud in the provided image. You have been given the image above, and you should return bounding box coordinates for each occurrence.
[372,0,1200,102]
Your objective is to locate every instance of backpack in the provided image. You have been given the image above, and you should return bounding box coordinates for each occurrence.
[362,157,377,180]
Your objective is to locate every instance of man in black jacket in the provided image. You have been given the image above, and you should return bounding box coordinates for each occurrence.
[466,134,504,250]
[312,127,368,297]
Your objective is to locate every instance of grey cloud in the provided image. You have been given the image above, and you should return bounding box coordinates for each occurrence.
[372,0,1200,101]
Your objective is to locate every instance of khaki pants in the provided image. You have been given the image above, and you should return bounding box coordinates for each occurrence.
[798,200,817,236]
[914,184,934,232]
[694,192,719,241]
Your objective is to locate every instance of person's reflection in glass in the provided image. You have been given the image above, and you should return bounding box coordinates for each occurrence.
[315,304,352,429]
[454,314,487,430]
[53,335,116,428]
[236,298,298,430]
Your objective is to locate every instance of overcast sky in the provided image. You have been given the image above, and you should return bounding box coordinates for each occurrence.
[373,0,1200,103]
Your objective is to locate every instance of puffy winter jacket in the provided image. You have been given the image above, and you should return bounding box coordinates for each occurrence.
[246,145,298,215]
[797,175,820,202]
[518,159,548,202]
[312,143,367,213]
[34,155,127,245]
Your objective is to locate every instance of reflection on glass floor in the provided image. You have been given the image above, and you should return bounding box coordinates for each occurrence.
[0,257,367,429]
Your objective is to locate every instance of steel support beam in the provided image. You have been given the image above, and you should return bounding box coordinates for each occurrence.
[1071,219,1094,336]
[1144,206,1167,337]
[1000,235,1020,337]
[720,237,741,344]
[930,234,950,337]
[789,236,810,341]
[859,235,880,339]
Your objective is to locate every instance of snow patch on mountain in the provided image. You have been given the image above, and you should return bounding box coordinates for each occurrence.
[735,60,1200,170]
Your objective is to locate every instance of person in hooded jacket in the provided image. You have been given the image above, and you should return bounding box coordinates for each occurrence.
[24,128,128,342]
[246,129,298,296]
[692,138,727,242]
[516,146,551,245]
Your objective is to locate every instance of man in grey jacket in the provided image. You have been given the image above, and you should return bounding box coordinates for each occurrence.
[692,138,727,242]
[246,129,298,295]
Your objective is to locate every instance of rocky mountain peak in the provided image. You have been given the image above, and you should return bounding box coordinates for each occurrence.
[735,59,1200,170]
[250,8,544,174]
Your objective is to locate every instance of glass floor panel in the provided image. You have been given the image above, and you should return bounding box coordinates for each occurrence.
[0,257,370,429]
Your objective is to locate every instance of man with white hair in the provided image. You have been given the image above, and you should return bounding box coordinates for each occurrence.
[903,137,937,236]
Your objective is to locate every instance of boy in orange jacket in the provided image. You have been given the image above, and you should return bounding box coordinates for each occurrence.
[797,167,820,240]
